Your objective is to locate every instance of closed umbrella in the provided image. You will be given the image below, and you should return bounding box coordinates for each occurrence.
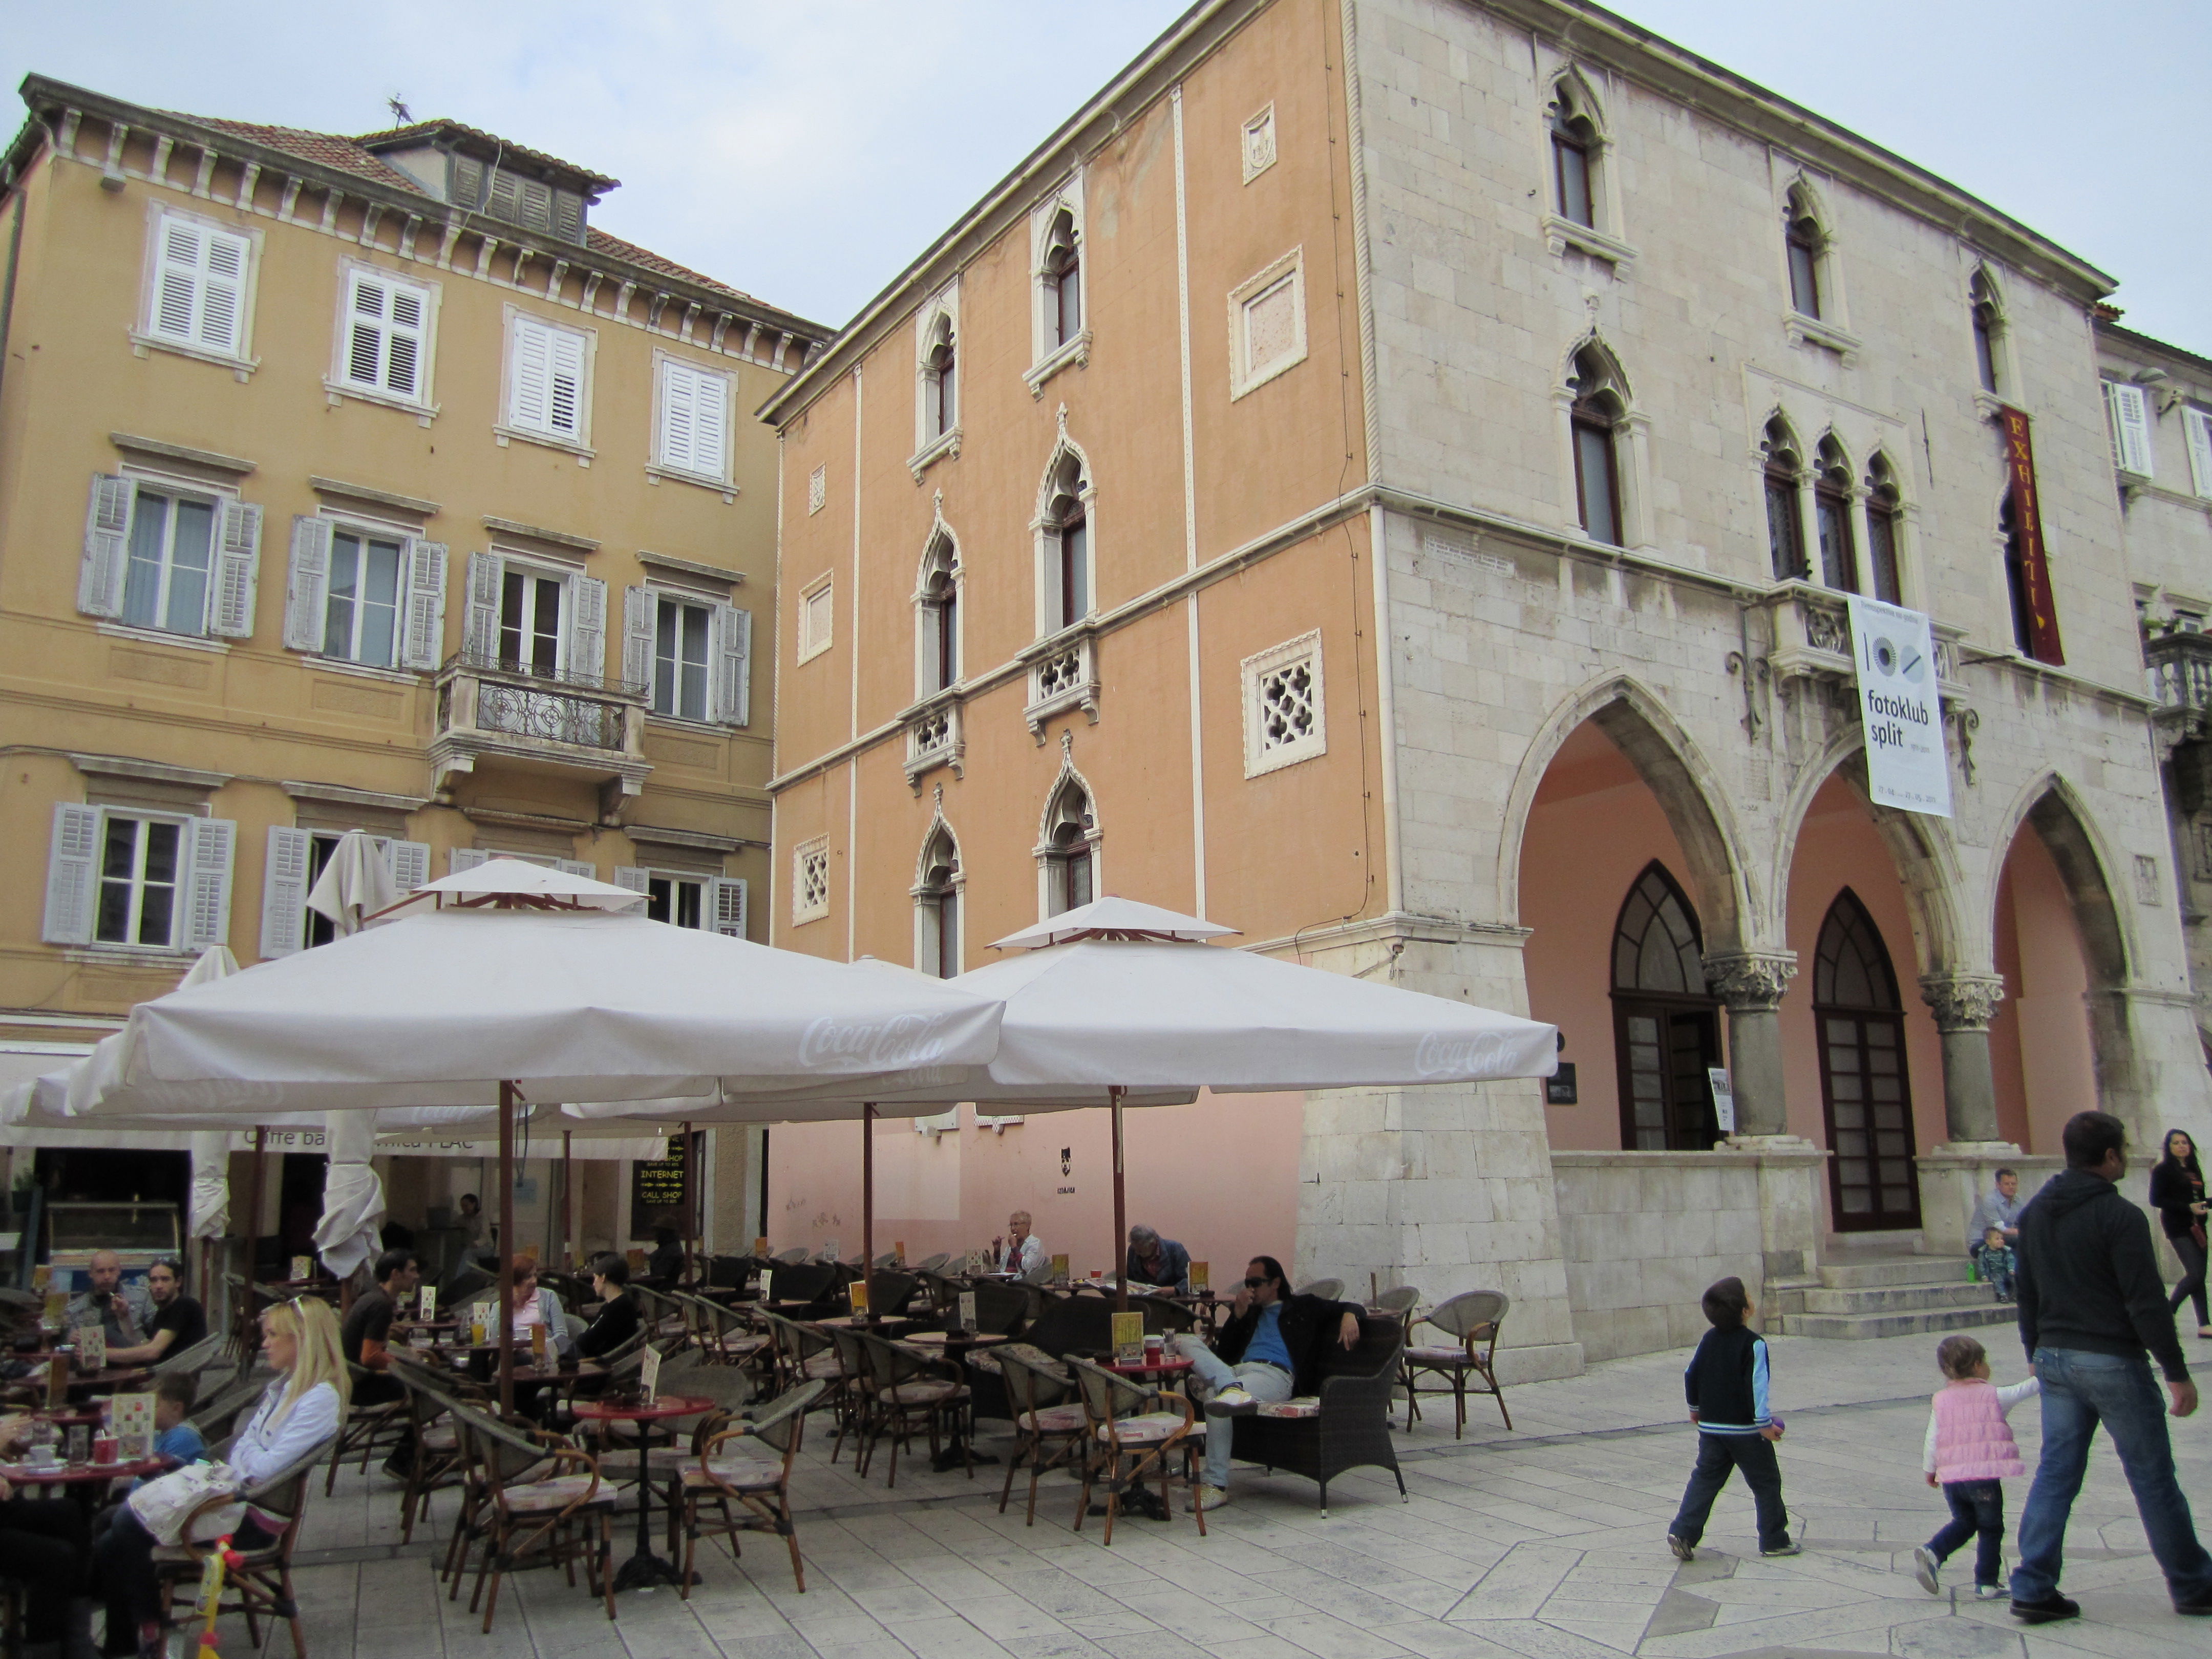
[312,1111,384,1285]
[305,827,398,937]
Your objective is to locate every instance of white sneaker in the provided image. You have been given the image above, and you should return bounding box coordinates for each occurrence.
[1206,1386,1259,1416]
[1974,1584,2007,1601]
[1195,1483,1231,1511]
[1913,1546,1941,1596]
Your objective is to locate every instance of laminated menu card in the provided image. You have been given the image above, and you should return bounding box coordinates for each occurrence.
[1112,1312,1145,1365]
[290,1256,314,1283]
[1050,1253,1070,1284]
[111,1391,155,1459]
[76,1323,106,1370]
[418,1286,437,1324]
[847,1279,870,1316]
[957,1291,977,1333]
[1187,1262,1209,1293]
[640,1345,663,1405]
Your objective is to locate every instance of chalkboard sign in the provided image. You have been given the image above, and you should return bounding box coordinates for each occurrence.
[628,1134,690,1241]
[1545,1062,1578,1105]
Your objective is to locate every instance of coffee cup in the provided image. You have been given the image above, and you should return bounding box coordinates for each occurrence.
[92,1434,119,1466]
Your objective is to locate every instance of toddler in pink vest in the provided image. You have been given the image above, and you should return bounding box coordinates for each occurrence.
[1914,1333,2039,1599]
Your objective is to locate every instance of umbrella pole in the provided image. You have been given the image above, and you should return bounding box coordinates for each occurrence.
[682,1120,695,1289]
[239,1127,266,1375]
[562,1130,573,1270]
[1111,1087,1128,1313]
[499,1080,516,1415]
[862,1104,875,1289]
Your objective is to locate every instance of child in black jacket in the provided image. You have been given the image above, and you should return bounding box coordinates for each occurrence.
[1667,1275,1797,1560]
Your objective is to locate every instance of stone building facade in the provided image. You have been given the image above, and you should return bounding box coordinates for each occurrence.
[759,0,2210,1373]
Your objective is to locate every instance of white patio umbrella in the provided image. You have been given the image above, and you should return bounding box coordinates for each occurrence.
[47,859,1005,1407]
[313,1111,384,1283]
[305,827,398,937]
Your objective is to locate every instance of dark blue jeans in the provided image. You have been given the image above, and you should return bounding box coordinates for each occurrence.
[1928,1479,2005,1586]
[1670,1432,1789,1551]
[2011,1347,2212,1607]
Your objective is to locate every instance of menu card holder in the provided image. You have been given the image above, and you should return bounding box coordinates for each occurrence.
[1111,1312,1145,1365]
[847,1279,871,1317]
[41,1290,65,1326]
[111,1391,155,1460]
[1187,1261,1210,1293]
[290,1256,314,1283]
[956,1291,977,1334]
[822,1238,840,1264]
[758,1270,773,1306]
[1050,1253,1070,1285]
[753,1236,770,1258]
[640,1345,663,1405]
[418,1286,437,1324]
[76,1323,107,1372]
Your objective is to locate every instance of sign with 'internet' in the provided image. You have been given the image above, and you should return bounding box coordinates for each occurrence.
[1846,595,1951,819]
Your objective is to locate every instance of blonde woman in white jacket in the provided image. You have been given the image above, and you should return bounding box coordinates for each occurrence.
[95,1298,349,1658]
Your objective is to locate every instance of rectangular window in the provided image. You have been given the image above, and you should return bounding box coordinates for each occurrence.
[499,568,565,674]
[1572,418,1621,547]
[798,578,833,663]
[2185,408,2212,499]
[654,358,732,481]
[1554,133,1593,229]
[147,211,250,358]
[1815,487,1858,592]
[2104,381,2155,476]
[1786,228,1822,319]
[342,269,431,402]
[1764,475,1805,580]
[653,595,713,721]
[121,488,217,635]
[323,530,405,666]
[793,836,830,925]
[1867,504,1902,605]
[507,312,588,441]
[96,814,183,948]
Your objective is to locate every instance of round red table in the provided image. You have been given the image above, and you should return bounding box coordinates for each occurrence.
[0,1455,165,1496]
[1104,1356,1194,1380]
[571,1394,715,1591]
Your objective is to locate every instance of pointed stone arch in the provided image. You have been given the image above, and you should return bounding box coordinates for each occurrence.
[1035,734,1102,917]
[1986,770,2134,991]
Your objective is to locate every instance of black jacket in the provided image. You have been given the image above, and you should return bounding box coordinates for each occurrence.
[2148,1159,2206,1242]
[1682,1323,1768,1430]
[577,1291,641,1360]
[1215,1292,1365,1395]
[2016,1166,2187,1380]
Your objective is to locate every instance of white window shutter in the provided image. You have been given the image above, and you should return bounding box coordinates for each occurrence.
[153,218,203,344]
[548,327,585,436]
[2107,382,2153,475]
[259,825,313,959]
[464,551,502,661]
[713,604,751,726]
[449,847,491,874]
[623,585,655,691]
[282,516,333,651]
[181,817,237,950]
[509,315,552,431]
[2186,409,2212,500]
[712,877,747,939]
[694,369,728,480]
[558,858,597,879]
[568,575,607,682]
[346,273,386,389]
[386,281,426,399]
[198,228,249,356]
[612,866,651,895]
[78,475,134,619]
[42,803,103,945]
[657,360,695,471]
[384,840,431,891]
[210,499,262,637]
[400,540,449,670]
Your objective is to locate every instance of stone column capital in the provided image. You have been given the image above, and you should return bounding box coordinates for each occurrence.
[1919,973,2007,1033]
[1704,951,1797,1011]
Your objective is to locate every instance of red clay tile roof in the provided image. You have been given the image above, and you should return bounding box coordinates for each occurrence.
[188,117,426,193]
[586,228,755,304]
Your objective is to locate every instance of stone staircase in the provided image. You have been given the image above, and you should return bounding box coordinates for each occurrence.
[1769,1252,2018,1340]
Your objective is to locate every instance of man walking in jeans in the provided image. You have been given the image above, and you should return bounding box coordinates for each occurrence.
[2010,1110,2212,1622]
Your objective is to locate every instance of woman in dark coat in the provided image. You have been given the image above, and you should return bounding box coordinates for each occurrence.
[2150,1128,2209,1337]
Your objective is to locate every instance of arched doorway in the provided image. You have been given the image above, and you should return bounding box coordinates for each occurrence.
[1610,862,1721,1150]
[1812,888,1920,1229]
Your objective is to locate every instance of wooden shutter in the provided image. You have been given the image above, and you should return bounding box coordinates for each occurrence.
[42,803,103,945]
[197,228,249,356]
[568,575,607,682]
[693,368,728,480]
[2186,409,2212,500]
[657,359,697,472]
[451,155,484,210]
[623,585,655,690]
[181,817,237,949]
[384,840,431,891]
[78,474,135,619]
[558,858,598,879]
[152,217,203,343]
[712,877,748,939]
[2107,382,2154,475]
[210,499,262,637]
[713,604,751,726]
[547,327,585,436]
[282,516,332,651]
[463,551,502,661]
[384,281,426,399]
[488,172,520,221]
[612,866,651,894]
[509,315,552,431]
[449,847,492,874]
[260,825,313,958]
[399,540,449,670]
[552,190,583,242]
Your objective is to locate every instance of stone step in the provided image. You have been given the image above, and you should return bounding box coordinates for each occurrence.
[1799,1282,2004,1315]
[1816,1256,1973,1290]
[1774,1301,2018,1342]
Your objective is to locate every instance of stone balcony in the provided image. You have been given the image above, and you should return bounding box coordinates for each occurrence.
[431,651,652,809]
[2144,628,2212,737]
[902,692,965,791]
[1757,581,1967,699]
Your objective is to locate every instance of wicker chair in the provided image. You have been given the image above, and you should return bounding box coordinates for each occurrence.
[1233,1316,1408,1514]
[389,1358,474,1544]
[1400,1289,1511,1437]
[1064,1357,1205,1546]
[152,1331,226,1378]
[1293,1278,1347,1302]
[995,1344,1088,1526]
[154,1439,332,1656]
[912,1252,951,1275]
[821,1325,875,1466]
[188,1373,269,1444]
[676,1380,822,1596]
[448,1403,616,1631]
[323,1360,412,1495]
[855,1331,968,1487]
[675,1290,771,1370]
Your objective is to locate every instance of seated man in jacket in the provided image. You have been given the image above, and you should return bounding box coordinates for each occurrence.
[1171,1255,1363,1511]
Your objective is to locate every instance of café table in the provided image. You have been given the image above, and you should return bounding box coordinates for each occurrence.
[813,1314,919,1336]
[890,1331,1009,1472]
[1104,1355,1196,1382]
[571,1394,716,1592]
[0,1454,166,1498]
[64,1366,154,1401]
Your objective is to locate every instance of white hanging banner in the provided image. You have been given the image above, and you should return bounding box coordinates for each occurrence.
[1845,595,1952,819]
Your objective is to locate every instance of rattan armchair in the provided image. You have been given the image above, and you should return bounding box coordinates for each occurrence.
[677,1380,822,1596]
[1401,1288,1511,1436]
[1064,1356,1205,1546]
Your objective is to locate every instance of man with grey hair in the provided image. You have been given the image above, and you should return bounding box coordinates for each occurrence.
[994,1211,1047,1277]
[1125,1225,1192,1291]
[65,1248,154,1349]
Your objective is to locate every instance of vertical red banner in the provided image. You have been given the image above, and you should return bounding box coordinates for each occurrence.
[2000,406,2065,665]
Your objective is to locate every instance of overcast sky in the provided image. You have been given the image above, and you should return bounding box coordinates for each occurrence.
[2,2,2203,351]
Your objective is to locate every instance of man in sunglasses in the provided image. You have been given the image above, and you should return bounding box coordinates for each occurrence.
[1173,1255,1365,1511]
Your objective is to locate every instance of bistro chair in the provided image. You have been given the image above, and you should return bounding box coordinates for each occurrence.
[188,1372,269,1444]
[912,1252,951,1275]
[152,1331,225,1378]
[448,1402,616,1631]
[324,1361,412,1495]
[155,1438,332,1657]
[773,1247,811,1265]
[1401,1289,1512,1437]
[855,1330,969,1487]
[1293,1278,1346,1302]
[995,1343,1087,1526]
[677,1380,823,1596]
[390,1359,470,1544]
[822,1324,874,1466]
[1064,1356,1205,1547]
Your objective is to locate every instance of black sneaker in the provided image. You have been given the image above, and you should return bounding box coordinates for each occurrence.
[2174,1591,2212,1617]
[2010,1592,2080,1624]
[1666,1533,1694,1562]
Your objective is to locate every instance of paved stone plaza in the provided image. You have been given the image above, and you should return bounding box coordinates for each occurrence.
[277,1330,2209,1659]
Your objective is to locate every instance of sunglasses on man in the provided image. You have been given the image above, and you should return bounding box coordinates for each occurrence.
[1243,1276,1274,1290]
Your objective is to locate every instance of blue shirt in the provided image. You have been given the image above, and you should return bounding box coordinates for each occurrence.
[130,1421,206,1490]
[1245,1304,1293,1373]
